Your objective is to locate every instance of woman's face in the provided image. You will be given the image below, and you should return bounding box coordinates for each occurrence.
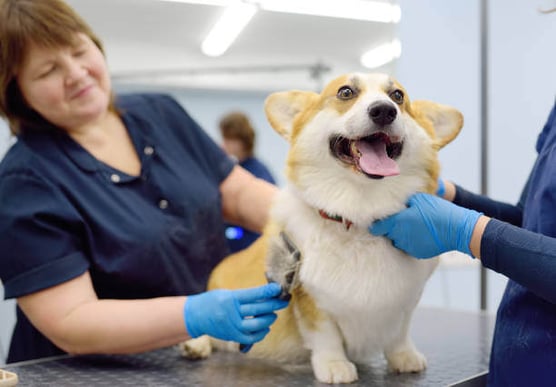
[17,33,112,132]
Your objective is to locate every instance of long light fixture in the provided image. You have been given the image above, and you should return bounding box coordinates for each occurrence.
[360,39,401,69]
[201,1,257,57]
[160,0,401,22]
[161,0,401,57]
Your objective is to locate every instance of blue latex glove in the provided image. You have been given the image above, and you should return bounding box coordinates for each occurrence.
[369,193,482,258]
[184,282,288,345]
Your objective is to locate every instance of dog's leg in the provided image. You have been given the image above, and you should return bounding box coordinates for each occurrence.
[269,233,358,383]
[178,335,213,360]
[180,335,241,360]
[383,313,427,373]
[293,292,358,384]
[306,318,358,383]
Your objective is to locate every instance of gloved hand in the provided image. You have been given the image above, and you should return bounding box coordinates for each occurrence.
[369,193,482,258]
[184,282,288,345]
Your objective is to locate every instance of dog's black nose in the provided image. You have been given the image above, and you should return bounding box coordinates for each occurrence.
[368,102,397,126]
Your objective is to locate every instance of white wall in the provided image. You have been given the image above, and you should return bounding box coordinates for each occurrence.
[0,122,12,159]
[398,0,556,204]
[488,0,556,203]
[0,286,15,364]
[397,0,481,193]
[484,0,556,309]
[0,122,15,363]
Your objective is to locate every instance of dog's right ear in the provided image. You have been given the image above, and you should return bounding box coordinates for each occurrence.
[265,91,318,142]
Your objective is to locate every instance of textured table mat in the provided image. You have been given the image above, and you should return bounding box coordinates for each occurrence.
[3,308,494,386]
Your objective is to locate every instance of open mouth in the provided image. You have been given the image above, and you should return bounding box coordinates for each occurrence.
[329,132,403,179]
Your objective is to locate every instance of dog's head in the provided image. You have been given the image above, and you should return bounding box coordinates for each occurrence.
[265,72,463,224]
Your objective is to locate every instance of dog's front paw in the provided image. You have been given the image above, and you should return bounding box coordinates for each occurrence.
[312,353,358,384]
[386,348,427,373]
[178,335,212,360]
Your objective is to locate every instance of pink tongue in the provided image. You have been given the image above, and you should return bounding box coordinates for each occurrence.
[355,139,400,176]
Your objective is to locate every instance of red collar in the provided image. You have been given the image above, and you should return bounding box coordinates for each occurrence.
[318,209,353,230]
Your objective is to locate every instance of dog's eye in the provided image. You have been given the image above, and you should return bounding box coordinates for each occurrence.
[389,89,404,104]
[337,86,355,100]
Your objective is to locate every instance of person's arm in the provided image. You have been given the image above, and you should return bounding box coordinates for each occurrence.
[220,165,278,233]
[17,271,188,355]
[469,215,490,258]
[479,218,556,304]
[440,179,523,226]
[17,271,288,356]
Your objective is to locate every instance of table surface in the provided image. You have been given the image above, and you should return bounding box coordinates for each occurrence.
[3,307,495,386]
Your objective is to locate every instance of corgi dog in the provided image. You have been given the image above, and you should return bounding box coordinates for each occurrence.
[182,72,463,384]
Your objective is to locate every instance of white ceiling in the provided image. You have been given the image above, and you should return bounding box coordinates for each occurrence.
[66,0,400,92]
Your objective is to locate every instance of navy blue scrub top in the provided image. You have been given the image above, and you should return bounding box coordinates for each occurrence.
[0,93,235,362]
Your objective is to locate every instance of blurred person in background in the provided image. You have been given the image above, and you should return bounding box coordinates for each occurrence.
[219,111,276,253]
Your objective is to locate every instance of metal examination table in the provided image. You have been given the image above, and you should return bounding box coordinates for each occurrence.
[2,308,494,386]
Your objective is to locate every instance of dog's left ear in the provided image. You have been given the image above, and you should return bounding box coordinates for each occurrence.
[265,91,318,142]
[411,100,464,148]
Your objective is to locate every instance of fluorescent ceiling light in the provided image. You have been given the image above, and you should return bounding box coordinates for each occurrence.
[201,1,257,57]
[160,0,401,23]
[168,0,402,57]
[360,39,401,69]
[259,0,401,23]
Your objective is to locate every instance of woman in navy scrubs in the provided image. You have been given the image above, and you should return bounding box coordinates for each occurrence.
[0,0,287,363]
[218,111,276,253]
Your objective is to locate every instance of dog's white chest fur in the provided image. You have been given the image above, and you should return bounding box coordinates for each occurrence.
[273,188,437,362]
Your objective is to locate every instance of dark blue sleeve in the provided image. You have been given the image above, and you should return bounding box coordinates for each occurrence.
[256,168,275,184]
[453,184,523,226]
[251,161,276,184]
[481,218,556,304]
[240,157,276,185]
[0,170,89,299]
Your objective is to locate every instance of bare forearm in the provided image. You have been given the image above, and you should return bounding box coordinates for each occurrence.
[439,179,456,201]
[469,215,490,259]
[221,166,277,233]
[28,296,188,355]
[236,178,276,232]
